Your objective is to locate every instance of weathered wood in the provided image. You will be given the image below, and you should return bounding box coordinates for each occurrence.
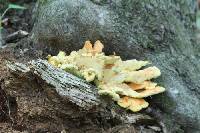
[8,59,101,110]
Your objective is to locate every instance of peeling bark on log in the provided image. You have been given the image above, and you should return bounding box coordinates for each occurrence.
[8,60,100,110]
[33,59,100,109]
[4,59,162,132]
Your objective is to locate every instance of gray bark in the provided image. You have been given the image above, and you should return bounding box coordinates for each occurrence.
[8,59,100,109]
[31,59,100,109]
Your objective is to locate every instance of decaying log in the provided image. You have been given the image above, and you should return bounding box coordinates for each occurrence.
[32,59,101,109]
[8,59,100,110]
[5,59,162,132]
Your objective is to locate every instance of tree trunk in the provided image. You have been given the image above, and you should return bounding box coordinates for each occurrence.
[0,0,199,132]
[31,0,199,132]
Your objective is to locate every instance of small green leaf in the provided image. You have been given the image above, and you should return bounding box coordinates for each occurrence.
[8,4,26,10]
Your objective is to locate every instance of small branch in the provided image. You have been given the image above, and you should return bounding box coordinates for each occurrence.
[5,30,29,43]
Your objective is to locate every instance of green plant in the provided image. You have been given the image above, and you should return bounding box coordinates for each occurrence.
[0,4,26,29]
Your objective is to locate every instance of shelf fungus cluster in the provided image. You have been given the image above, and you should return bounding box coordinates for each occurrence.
[48,40,165,112]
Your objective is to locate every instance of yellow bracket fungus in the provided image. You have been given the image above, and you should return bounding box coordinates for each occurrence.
[48,40,166,112]
[117,96,149,112]
[98,83,165,99]
[112,59,149,73]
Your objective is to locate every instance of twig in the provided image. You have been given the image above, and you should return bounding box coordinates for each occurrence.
[5,30,29,43]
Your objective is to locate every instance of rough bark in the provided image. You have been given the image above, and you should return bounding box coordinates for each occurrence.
[1,59,161,132]
[8,59,100,109]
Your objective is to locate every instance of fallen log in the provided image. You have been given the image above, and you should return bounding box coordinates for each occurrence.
[3,59,162,132]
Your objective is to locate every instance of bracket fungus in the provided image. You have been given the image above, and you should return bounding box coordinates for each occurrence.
[117,96,149,112]
[48,40,165,112]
